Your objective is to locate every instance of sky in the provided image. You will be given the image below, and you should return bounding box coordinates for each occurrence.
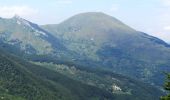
[0,0,170,43]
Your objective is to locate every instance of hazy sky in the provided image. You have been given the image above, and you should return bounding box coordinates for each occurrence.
[0,0,170,43]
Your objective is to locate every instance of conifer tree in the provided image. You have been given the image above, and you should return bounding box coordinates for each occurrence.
[161,73,170,100]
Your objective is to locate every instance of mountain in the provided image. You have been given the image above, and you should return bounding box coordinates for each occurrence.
[0,47,164,100]
[0,15,67,55]
[42,12,170,86]
[0,12,169,98]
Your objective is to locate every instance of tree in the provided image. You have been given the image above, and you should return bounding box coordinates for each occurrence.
[161,73,170,100]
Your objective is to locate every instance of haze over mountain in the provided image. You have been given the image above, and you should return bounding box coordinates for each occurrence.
[0,12,169,100]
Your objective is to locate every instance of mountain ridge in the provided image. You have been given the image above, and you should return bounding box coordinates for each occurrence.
[0,12,169,87]
[0,12,169,99]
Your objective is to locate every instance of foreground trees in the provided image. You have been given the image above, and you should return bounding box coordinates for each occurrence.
[161,73,170,100]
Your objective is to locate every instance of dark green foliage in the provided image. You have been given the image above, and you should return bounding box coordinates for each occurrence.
[33,61,164,100]
[161,73,170,100]
[0,47,164,100]
[0,49,117,100]
[0,51,59,100]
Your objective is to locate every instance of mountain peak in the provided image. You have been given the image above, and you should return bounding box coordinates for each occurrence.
[13,14,22,19]
[75,12,108,16]
[12,15,32,27]
[12,15,29,23]
[56,12,136,36]
[12,14,25,21]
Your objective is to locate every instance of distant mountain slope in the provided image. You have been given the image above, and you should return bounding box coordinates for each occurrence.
[0,15,65,55]
[42,12,170,86]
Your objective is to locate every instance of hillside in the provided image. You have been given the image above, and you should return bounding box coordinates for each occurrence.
[42,12,170,86]
[0,12,169,99]
[0,15,66,55]
[0,48,120,100]
[0,48,164,100]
